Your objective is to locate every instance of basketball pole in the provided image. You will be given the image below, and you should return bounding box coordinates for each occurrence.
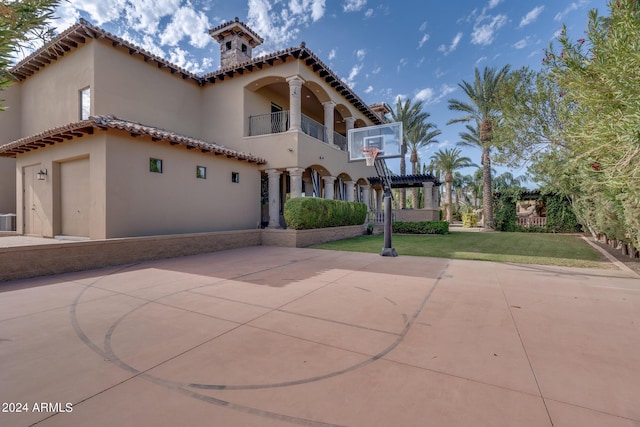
[374,158,397,257]
[380,189,397,257]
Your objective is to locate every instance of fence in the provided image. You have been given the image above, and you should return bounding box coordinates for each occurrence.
[517,216,547,228]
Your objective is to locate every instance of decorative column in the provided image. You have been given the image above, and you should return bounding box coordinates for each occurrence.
[322,101,336,145]
[303,177,313,197]
[287,167,305,199]
[322,176,336,200]
[376,188,384,213]
[432,185,440,210]
[361,185,371,210]
[423,181,434,210]
[344,181,355,202]
[286,75,305,132]
[344,117,356,132]
[266,169,281,228]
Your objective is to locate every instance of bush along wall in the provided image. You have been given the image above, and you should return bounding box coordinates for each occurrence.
[284,198,367,230]
[392,221,449,235]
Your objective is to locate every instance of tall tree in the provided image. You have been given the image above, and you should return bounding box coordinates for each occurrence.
[448,65,511,229]
[406,118,441,208]
[1,0,60,110]
[430,147,475,222]
[492,171,526,193]
[389,98,428,209]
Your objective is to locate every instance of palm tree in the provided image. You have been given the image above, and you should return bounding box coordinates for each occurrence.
[448,65,511,229]
[389,98,429,209]
[407,119,441,208]
[430,148,476,222]
[493,172,526,192]
[452,171,465,215]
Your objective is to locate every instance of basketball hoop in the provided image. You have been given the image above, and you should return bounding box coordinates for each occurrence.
[361,147,380,166]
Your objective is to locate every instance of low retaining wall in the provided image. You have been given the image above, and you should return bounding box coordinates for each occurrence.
[261,224,365,248]
[0,230,261,282]
[0,225,369,282]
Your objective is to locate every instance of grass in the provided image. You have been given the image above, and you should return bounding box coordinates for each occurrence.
[313,232,612,268]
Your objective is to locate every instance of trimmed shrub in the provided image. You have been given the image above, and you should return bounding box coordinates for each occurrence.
[284,198,367,230]
[392,221,449,234]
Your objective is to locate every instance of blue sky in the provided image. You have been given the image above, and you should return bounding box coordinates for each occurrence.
[51,0,610,181]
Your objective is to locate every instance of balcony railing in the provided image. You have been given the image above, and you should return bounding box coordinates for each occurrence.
[249,111,289,136]
[249,110,348,151]
[334,132,347,151]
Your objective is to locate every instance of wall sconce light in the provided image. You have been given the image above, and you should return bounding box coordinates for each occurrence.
[36,169,47,180]
[319,156,324,160]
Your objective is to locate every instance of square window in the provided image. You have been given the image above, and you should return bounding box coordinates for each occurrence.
[80,87,91,120]
[149,158,163,173]
[241,44,247,53]
[225,41,232,50]
[196,166,207,179]
[231,172,240,183]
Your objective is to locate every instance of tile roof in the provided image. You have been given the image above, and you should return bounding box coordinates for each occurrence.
[10,19,201,83]
[201,42,382,124]
[208,17,264,46]
[9,20,382,124]
[0,115,266,164]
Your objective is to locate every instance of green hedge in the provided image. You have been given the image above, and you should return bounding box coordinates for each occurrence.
[284,198,367,230]
[392,221,449,234]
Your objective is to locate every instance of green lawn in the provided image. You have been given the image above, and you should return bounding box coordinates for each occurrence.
[313,232,611,268]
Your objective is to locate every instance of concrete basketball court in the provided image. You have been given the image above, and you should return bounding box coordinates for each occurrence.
[1,246,639,426]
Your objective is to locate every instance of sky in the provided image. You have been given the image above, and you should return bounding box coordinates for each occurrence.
[47,0,610,182]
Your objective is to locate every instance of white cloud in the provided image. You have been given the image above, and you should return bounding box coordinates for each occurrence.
[415,87,435,103]
[394,93,407,103]
[364,85,373,94]
[371,66,381,74]
[438,32,463,55]
[397,57,408,72]
[554,0,588,22]
[519,6,544,28]
[418,33,430,49]
[471,13,507,45]
[248,0,331,50]
[419,21,427,32]
[343,0,367,12]
[159,6,211,48]
[343,63,363,88]
[414,84,456,105]
[487,0,503,9]
[513,37,531,49]
[59,0,126,26]
[53,1,80,31]
[364,8,373,18]
[328,48,337,60]
[290,0,327,22]
[126,0,181,34]
[551,28,564,39]
[167,47,214,74]
[475,56,487,66]
[356,49,366,61]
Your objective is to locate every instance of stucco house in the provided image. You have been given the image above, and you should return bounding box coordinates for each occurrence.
[0,18,438,239]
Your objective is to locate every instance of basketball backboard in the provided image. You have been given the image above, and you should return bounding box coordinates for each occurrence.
[348,122,403,162]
